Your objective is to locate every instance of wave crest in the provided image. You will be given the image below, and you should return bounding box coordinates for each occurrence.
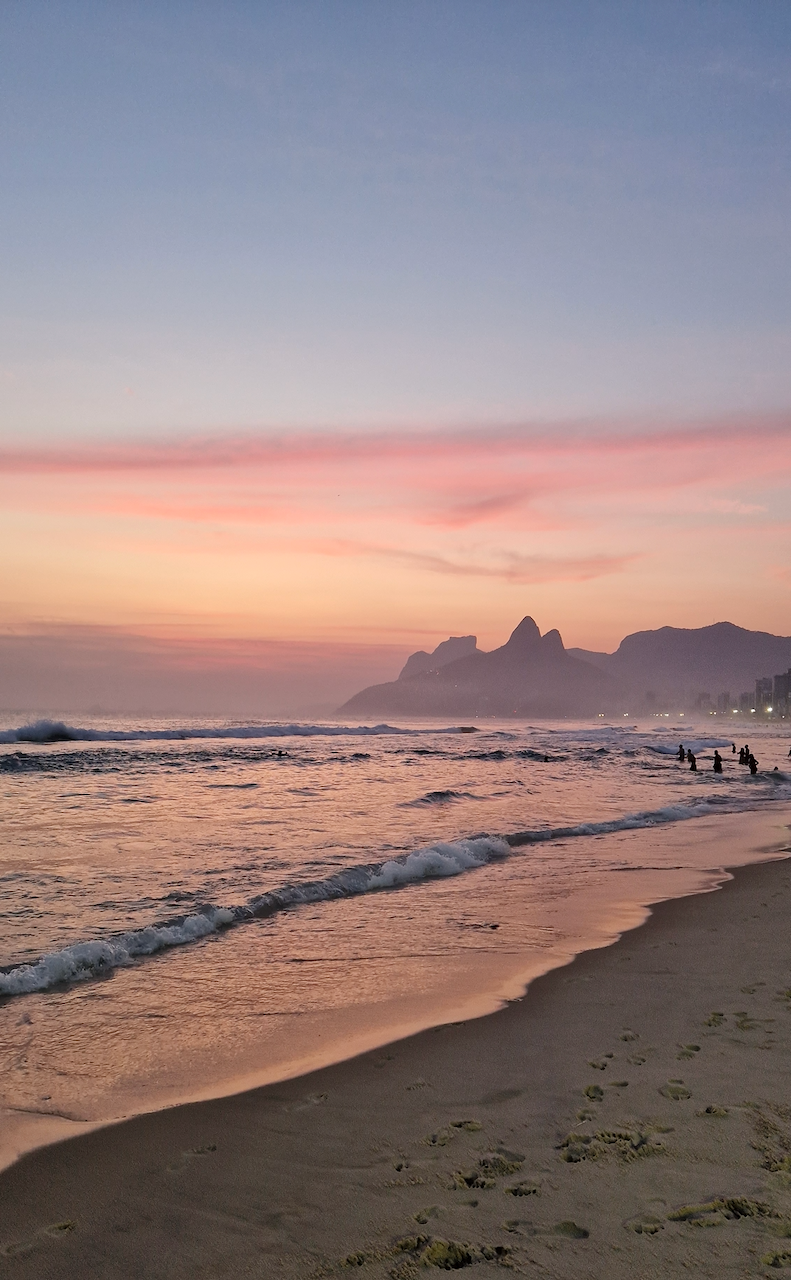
[0,719,424,746]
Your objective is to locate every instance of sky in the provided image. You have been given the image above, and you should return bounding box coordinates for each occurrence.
[1,2,790,713]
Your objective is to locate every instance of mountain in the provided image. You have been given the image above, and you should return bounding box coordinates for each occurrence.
[568,621,791,704]
[399,635,479,680]
[338,617,616,718]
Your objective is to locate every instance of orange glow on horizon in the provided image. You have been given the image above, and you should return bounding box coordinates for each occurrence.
[1,414,789,658]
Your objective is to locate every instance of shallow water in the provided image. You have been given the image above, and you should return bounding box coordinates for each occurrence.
[1,714,789,1165]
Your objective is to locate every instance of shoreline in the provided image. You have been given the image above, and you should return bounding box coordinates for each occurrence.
[2,815,791,1275]
[1,805,789,1182]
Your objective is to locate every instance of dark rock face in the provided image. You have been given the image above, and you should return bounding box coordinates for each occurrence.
[399,635,478,680]
[339,617,616,718]
[570,621,791,703]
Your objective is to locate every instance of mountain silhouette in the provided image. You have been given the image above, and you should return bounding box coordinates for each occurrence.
[340,618,791,718]
[569,621,791,703]
[399,635,479,680]
[339,617,615,717]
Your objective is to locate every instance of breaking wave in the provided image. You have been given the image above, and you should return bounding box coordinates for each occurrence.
[0,836,508,997]
[0,719,423,746]
[2,790,778,1000]
[648,738,735,756]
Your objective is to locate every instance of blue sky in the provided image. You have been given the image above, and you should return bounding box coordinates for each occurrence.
[3,1,791,437]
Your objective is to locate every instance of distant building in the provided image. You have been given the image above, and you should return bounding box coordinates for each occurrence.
[716,691,732,713]
[774,669,791,716]
[738,691,753,713]
[755,676,774,712]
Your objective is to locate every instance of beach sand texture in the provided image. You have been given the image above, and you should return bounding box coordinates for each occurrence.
[2,853,791,1279]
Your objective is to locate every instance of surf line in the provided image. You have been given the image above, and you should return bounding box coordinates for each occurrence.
[0,795,763,999]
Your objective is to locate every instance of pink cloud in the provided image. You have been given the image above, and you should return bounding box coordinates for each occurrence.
[0,412,788,476]
[320,541,639,584]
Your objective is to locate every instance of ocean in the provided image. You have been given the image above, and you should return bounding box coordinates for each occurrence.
[1,714,790,1165]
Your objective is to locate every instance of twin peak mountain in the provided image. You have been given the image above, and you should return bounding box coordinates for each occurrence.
[338,616,791,717]
[340,617,610,717]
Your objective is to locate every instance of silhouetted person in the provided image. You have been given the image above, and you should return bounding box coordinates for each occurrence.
[686,748,694,762]
[738,746,746,764]
[749,754,758,775]
[713,750,723,773]
[732,743,736,753]
[689,752,697,772]
[678,743,685,761]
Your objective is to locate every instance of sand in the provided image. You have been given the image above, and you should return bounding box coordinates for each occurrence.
[2,837,791,1278]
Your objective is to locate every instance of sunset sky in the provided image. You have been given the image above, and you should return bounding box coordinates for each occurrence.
[2,3,790,712]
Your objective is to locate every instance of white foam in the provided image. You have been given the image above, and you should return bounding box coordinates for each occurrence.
[0,719,420,745]
[3,790,787,1000]
[506,797,747,846]
[0,908,234,996]
[368,837,509,888]
[648,738,735,756]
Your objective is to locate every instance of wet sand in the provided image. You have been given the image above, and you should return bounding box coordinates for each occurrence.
[2,828,791,1277]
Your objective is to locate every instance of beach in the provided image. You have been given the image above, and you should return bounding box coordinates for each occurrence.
[1,809,790,1278]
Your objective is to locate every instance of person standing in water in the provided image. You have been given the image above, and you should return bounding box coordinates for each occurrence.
[678,743,685,761]
[713,750,723,773]
[749,753,758,775]
[689,751,697,772]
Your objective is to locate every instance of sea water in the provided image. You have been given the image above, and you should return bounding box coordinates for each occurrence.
[1,715,790,1164]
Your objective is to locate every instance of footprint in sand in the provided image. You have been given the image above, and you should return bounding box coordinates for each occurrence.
[553,1220,590,1239]
[624,1213,664,1235]
[413,1206,442,1225]
[659,1081,691,1100]
[762,1249,791,1268]
[166,1143,217,1174]
[426,1128,455,1147]
[677,1043,701,1060]
[503,1219,537,1235]
[0,1221,75,1259]
[291,1092,329,1111]
[506,1180,540,1197]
